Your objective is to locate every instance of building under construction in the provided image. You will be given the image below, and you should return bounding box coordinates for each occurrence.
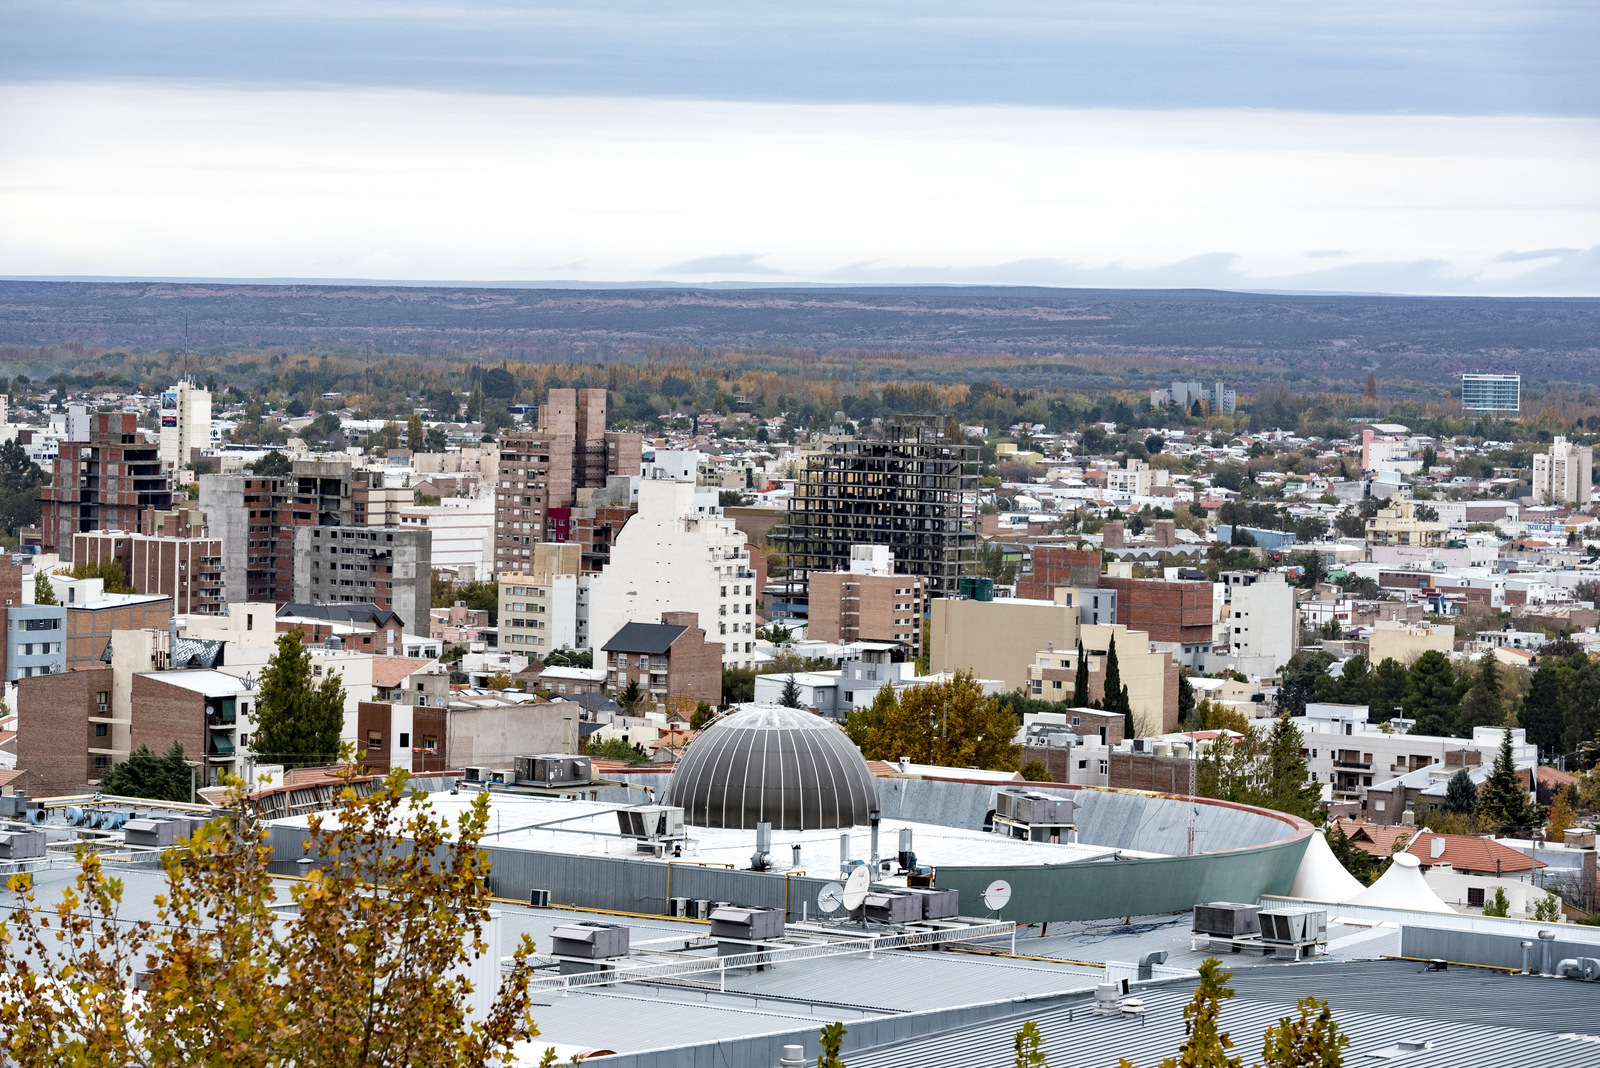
[775,415,978,613]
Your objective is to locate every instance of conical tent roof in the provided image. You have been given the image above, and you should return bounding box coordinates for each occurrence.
[1349,851,1456,914]
[1288,830,1365,903]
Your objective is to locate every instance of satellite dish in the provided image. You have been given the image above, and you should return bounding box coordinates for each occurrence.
[817,882,845,914]
[982,880,1012,912]
[841,865,870,912]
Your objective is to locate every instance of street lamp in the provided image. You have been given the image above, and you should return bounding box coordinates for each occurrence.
[183,758,203,803]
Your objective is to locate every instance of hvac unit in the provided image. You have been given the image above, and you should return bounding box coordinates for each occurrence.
[616,805,686,842]
[0,796,15,819]
[550,921,629,960]
[26,807,46,826]
[863,891,920,924]
[0,830,46,860]
[104,811,131,831]
[462,766,490,783]
[1259,908,1327,945]
[995,789,1074,826]
[668,897,690,918]
[125,819,176,848]
[528,888,551,908]
[514,755,593,787]
[1193,903,1262,939]
[899,887,960,920]
[709,906,785,941]
[689,899,712,920]
[490,770,513,784]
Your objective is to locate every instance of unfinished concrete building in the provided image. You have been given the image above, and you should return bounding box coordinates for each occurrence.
[777,415,978,608]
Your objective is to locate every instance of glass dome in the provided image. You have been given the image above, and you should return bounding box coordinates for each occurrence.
[666,705,880,830]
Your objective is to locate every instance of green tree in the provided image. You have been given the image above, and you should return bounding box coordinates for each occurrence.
[1020,759,1051,783]
[1178,672,1196,725]
[780,673,803,708]
[253,628,347,767]
[1119,957,1240,1068]
[1277,650,1335,718]
[1477,727,1536,835]
[1441,768,1477,817]
[69,557,136,594]
[98,743,193,802]
[584,736,649,763]
[1325,824,1376,884]
[1455,652,1505,734]
[1256,716,1322,822]
[1072,639,1090,706]
[1518,653,1574,754]
[848,672,1019,771]
[0,769,542,1067]
[1368,657,1409,722]
[1287,550,1326,590]
[425,425,449,452]
[690,701,716,730]
[1014,1019,1049,1068]
[1103,633,1134,738]
[248,449,293,476]
[818,1021,847,1068]
[407,412,425,451]
[1403,650,1465,736]
[0,438,49,537]
[1333,656,1371,706]
[1482,886,1509,917]
[618,678,644,715]
[1258,995,1349,1068]
[1557,655,1600,755]
[1533,892,1562,922]
[32,571,56,606]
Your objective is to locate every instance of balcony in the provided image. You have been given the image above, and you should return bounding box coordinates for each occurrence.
[1333,760,1371,770]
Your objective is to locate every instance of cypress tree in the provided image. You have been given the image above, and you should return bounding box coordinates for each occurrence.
[1103,634,1133,738]
[1477,727,1534,834]
[1072,639,1089,706]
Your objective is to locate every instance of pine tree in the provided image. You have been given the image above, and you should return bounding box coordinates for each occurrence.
[1456,652,1504,734]
[406,412,425,451]
[32,571,56,605]
[1258,715,1321,821]
[1072,639,1089,706]
[1325,824,1374,884]
[1476,727,1535,835]
[99,743,193,802]
[1403,650,1464,736]
[1178,672,1196,726]
[252,628,347,768]
[1103,634,1133,738]
[1368,657,1409,722]
[1482,886,1509,917]
[1119,957,1241,1068]
[1441,768,1477,816]
[780,673,803,708]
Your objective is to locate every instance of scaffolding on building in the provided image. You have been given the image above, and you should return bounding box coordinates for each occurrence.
[774,414,979,606]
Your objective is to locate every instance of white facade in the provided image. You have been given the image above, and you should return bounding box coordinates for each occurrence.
[1106,458,1167,497]
[499,562,581,657]
[396,489,495,577]
[584,479,755,668]
[1218,571,1298,671]
[1532,436,1594,505]
[1301,706,1537,803]
[159,382,213,471]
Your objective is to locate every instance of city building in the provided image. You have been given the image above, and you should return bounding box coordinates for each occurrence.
[600,614,722,711]
[1532,436,1593,505]
[71,506,226,616]
[429,602,489,644]
[929,594,1084,692]
[1015,546,1103,599]
[776,414,978,613]
[1096,574,1214,669]
[1368,620,1454,666]
[1460,372,1521,413]
[292,525,431,630]
[36,412,174,559]
[129,669,253,787]
[1105,458,1169,497]
[498,542,582,657]
[445,692,580,768]
[1024,626,1180,736]
[804,545,926,656]
[355,699,447,776]
[200,457,361,606]
[584,479,756,668]
[158,381,212,472]
[351,469,416,527]
[37,573,174,671]
[493,388,643,575]
[13,666,117,796]
[275,603,406,654]
[396,489,495,580]
[1215,570,1298,673]
[1365,498,1450,556]
[1149,380,1236,415]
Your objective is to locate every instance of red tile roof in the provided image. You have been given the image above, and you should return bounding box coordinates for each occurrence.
[1406,831,1547,874]
[370,656,433,690]
[1333,818,1418,858]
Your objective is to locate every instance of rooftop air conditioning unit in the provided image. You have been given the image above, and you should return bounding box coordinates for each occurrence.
[0,830,46,860]
[550,921,629,960]
[1259,908,1327,945]
[489,769,513,784]
[709,906,785,941]
[1193,903,1262,939]
[515,755,594,787]
[461,766,490,783]
[124,819,176,848]
[899,887,960,920]
[863,891,920,924]
[616,805,685,843]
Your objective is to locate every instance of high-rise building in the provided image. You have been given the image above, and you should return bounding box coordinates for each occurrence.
[36,413,174,559]
[158,381,213,471]
[1532,436,1594,505]
[804,545,927,656]
[493,388,642,575]
[293,525,432,632]
[71,506,226,616]
[776,414,978,612]
[1460,373,1521,413]
[497,542,582,657]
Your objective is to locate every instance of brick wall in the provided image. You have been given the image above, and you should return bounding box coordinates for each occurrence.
[66,600,173,669]
[1016,546,1102,600]
[661,612,722,708]
[129,674,206,762]
[15,667,112,797]
[1108,750,1192,793]
[1097,576,1214,647]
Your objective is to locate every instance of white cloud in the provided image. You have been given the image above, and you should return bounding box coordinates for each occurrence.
[1,82,1597,294]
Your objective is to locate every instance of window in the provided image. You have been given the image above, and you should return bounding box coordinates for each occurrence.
[95,724,108,737]
[399,732,410,748]
[367,732,382,751]
[1467,887,1485,908]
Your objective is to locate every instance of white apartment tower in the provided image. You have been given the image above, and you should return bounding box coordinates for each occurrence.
[159,381,212,471]
[584,479,756,668]
[1532,436,1593,505]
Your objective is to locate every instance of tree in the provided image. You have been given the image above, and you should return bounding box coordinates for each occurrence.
[1441,768,1477,817]
[98,742,193,802]
[1482,886,1510,917]
[1014,1019,1049,1068]
[618,678,645,715]
[1256,716,1321,822]
[690,701,716,730]
[1477,727,1536,835]
[407,412,425,451]
[1119,957,1240,1068]
[1178,672,1196,725]
[0,769,541,1067]
[844,684,899,755]
[31,571,56,606]
[1103,634,1134,738]
[248,449,294,476]
[1368,658,1409,722]
[1533,892,1562,922]
[1403,650,1464,736]
[1287,550,1326,590]
[780,673,803,708]
[1020,759,1051,783]
[69,557,136,594]
[0,438,49,537]
[585,736,649,763]
[1258,995,1349,1068]
[848,672,1019,771]
[1455,652,1505,735]
[253,628,347,767]
[817,1022,847,1068]
[1545,787,1576,838]
[1325,824,1376,884]
[425,425,449,452]
[1277,650,1335,718]
[1072,639,1090,706]
[1519,653,1574,754]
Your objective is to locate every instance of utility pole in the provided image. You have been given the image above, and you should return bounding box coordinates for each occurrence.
[1187,740,1198,856]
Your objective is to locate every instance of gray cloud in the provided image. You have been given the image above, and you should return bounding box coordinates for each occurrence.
[660,253,787,276]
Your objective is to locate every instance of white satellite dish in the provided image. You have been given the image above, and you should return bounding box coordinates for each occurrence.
[841,865,870,912]
[982,880,1012,912]
[816,882,845,914]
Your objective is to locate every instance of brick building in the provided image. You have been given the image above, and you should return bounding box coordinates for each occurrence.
[806,545,926,656]
[276,603,406,653]
[600,613,722,711]
[1016,546,1103,599]
[355,699,448,775]
[494,389,643,575]
[71,506,225,616]
[129,670,251,786]
[293,525,432,630]
[36,412,175,559]
[46,575,174,671]
[14,667,114,797]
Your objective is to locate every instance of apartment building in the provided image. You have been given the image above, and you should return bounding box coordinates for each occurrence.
[804,545,926,656]
[493,388,643,575]
[158,381,212,472]
[71,506,225,616]
[292,525,431,630]
[1016,546,1103,600]
[36,412,175,559]
[1532,436,1594,505]
[600,613,722,711]
[1024,625,1180,736]
[355,699,447,776]
[1216,570,1298,673]
[498,542,582,657]
[37,574,174,671]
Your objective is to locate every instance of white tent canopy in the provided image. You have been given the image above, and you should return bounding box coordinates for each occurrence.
[1349,851,1456,914]
[1288,830,1365,903]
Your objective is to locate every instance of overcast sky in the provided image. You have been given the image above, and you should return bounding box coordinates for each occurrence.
[2,1,1597,294]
